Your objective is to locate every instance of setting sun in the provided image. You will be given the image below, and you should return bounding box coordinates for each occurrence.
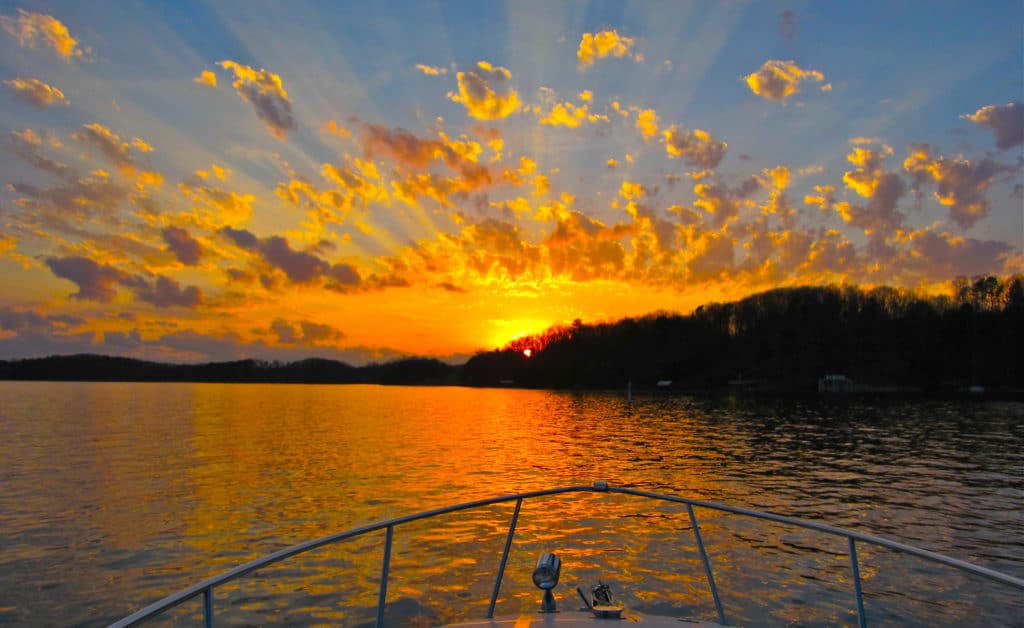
[523,349,532,358]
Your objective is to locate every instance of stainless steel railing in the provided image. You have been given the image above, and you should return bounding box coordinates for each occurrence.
[109,482,1024,628]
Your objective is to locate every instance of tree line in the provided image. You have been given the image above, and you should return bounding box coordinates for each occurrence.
[463,275,1023,392]
[2,275,1021,392]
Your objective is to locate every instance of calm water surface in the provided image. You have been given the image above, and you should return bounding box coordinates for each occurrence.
[0,382,1021,626]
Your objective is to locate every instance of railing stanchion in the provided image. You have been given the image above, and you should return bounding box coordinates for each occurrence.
[202,587,213,628]
[687,503,726,625]
[487,497,523,618]
[849,537,867,628]
[376,525,394,628]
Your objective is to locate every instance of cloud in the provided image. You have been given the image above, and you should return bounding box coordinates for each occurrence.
[693,180,744,226]
[0,306,83,334]
[357,123,495,195]
[162,226,202,265]
[261,235,331,283]
[901,228,1015,279]
[804,184,837,211]
[635,108,659,140]
[271,318,345,345]
[134,276,203,308]
[835,143,907,234]
[72,123,151,174]
[324,119,351,138]
[687,232,735,281]
[218,60,296,139]
[0,8,87,60]
[415,63,447,76]
[448,61,522,120]
[193,70,217,88]
[220,226,260,250]
[7,128,75,179]
[360,123,480,172]
[577,30,639,69]
[539,101,608,128]
[663,126,728,169]
[219,227,363,288]
[4,77,68,108]
[361,124,447,168]
[45,256,128,302]
[43,255,202,307]
[8,170,131,235]
[328,263,361,286]
[961,102,1023,150]
[178,178,255,228]
[903,144,1010,230]
[745,60,825,102]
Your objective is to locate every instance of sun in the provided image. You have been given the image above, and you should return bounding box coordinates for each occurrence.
[523,348,532,358]
[488,317,556,350]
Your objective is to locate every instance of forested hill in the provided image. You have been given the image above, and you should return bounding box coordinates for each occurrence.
[0,355,458,385]
[464,276,1024,392]
[2,277,1021,392]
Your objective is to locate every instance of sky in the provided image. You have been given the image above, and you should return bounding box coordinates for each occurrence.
[0,1,1021,365]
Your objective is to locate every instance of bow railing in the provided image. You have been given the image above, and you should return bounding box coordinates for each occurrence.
[109,482,1024,628]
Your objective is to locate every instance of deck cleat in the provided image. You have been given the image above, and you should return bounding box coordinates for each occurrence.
[576,580,624,619]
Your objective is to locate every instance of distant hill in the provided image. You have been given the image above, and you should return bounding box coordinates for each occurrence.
[0,354,459,386]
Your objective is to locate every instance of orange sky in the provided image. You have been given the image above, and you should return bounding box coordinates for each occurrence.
[0,3,1021,363]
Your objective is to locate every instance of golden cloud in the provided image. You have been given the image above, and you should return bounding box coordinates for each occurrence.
[0,8,87,60]
[577,30,639,69]
[755,166,793,220]
[693,180,742,226]
[324,119,351,138]
[218,60,296,139]
[745,60,825,102]
[359,123,495,192]
[320,159,389,207]
[415,63,447,76]
[539,101,608,128]
[635,108,659,140]
[179,178,256,229]
[804,184,836,211]
[193,70,217,88]
[545,212,632,280]
[619,181,646,200]
[961,102,1023,150]
[842,144,891,198]
[448,61,522,120]
[71,123,153,175]
[664,126,727,169]
[836,142,906,234]
[686,231,736,281]
[903,144,1009,230]
[4,77,68,108]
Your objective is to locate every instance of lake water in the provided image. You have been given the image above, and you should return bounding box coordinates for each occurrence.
[0,382,1021,627]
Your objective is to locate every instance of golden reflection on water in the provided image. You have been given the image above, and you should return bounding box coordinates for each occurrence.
[0,382,1021,626]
